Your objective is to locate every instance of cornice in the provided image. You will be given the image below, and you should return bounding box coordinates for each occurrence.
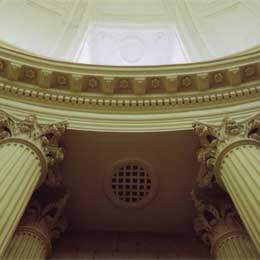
[0,44,260,95]
[1,43,260,132]
[1,96,260,132]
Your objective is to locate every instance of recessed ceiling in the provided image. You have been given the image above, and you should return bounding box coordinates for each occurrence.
[0,0,260,65]
[61,129,200,233]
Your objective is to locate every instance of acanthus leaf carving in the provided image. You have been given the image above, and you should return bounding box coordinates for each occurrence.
[0,109,67,167]
[23,184,70,241]
[193,114,260,187]
[191,190,242,247]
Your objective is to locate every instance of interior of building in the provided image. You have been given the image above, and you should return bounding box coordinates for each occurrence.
[0,0,259,259]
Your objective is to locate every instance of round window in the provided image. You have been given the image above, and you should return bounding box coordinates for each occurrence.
[104,159,158,208]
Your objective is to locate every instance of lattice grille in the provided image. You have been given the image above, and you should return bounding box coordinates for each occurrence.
[105,159,157,208]
[111,163,152,203]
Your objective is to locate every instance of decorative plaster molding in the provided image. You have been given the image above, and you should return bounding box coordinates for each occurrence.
[193,114,260,187]
[0,44,260,95]
[15,184,69,257]
[191,190,258,258]
[0,110,67,184]
[1,43,260,132]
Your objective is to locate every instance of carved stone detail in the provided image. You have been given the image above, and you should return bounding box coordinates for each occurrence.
[0,111,67,256]
[134,77,146,94]
[55,73,69,88]
[87,77,99,89]
[0,59,5,71]
[191,191,241,246]
[180,76,192,88]
[23,184,69,241]
[192,114,260,187]
[242,65,258,81]
[119,79,129,89]
[213,72,224,85]
[0,110,67,169]
[23,66,37,80]
[191,191,259,259]
[151,78,161,89]
[2,185,69,259]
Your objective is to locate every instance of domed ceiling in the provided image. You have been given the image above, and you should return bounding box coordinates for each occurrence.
[0,0,260,65]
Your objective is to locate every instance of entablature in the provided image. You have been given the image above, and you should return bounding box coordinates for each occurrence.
[1,43,260,132]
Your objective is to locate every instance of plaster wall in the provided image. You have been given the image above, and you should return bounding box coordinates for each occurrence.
[1,0,260,65]
[52,232,211,259]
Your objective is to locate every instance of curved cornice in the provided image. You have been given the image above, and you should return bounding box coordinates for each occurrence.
[0,43,260,95]
[1,96,260,132]
[0,42,260,132]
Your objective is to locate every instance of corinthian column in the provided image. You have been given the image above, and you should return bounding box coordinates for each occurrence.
[0,110,67,256]
[193,115,260,252]
[2,185,69,260]
[192,191,259,259]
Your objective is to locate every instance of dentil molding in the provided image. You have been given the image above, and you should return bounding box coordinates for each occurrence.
[0,42,260,132]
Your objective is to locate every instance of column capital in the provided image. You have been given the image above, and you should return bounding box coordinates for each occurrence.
[0,110,67,179]
[2,184,70,259]
[19,184,69,252]
[191,191,246,255]
[193,114,260,187]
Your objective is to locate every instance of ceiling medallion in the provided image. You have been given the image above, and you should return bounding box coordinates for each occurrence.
[120,37,145,64]
[104,159,158,209]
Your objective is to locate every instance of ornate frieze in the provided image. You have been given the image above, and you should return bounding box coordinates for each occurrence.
[180,75,193,89]
[151,77,161,89]
[210,71,226,87]
[86,77,99,90]
[0,44,259,96]
[0,59,5,72]
[242,64,258,82]
[0,43,259,113]
[119,79,129,90]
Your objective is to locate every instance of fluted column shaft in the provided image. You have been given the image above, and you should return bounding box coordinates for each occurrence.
[192,191,260,260]
[0,139,46,256]
[0,111,66,257]
[193,116,260,253]
[217,143,260,251]
[1,223,50,260]
[2,184,68,260]
[211,223,259,259]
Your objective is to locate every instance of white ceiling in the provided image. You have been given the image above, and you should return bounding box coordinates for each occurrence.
[0,0,260,65]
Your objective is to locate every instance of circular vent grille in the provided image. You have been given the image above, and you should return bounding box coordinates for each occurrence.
[104,159,158,208]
